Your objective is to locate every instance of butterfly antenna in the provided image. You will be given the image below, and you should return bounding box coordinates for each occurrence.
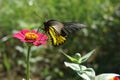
[34,10,45,32]
[34,11,45,23]
[44,13,49,22]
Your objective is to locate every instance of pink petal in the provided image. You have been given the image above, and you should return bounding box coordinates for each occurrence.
[37,32,43,36]
[33,39,47,46]
[39,41,46,44]
[37,35,48,41]
[13,29,30,39]
[13,29,48,46]
[31,30,37,33]
[21,29,30,35]
[13,32,25,40]
[33,41,42,46]
[32,32,47,46]
[13,29,30,42]
[25,39,36,42]
[20,39,27,42]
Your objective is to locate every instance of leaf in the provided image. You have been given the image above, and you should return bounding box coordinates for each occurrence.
[78,66,95,80]
[64,62,95,80]
[61,49,96,64]
[61,51,78,63]
[64,62,80,71]
[3,54,11,73]
[80,49,96,63]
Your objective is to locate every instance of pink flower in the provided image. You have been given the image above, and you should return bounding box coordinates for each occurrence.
[13,29,48,46]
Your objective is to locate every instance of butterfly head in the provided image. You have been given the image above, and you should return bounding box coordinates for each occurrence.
[44,20,54,31]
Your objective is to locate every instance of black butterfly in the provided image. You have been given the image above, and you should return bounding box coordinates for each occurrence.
[44,20,86,46]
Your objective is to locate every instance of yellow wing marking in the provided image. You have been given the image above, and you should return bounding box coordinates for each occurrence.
[48,27,66,46]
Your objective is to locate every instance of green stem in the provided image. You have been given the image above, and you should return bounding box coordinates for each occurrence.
[26,46,31,80]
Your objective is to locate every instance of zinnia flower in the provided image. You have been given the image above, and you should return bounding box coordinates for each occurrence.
[13,29,48,46]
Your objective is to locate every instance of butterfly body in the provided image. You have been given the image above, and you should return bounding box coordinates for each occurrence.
[44,20,86,46]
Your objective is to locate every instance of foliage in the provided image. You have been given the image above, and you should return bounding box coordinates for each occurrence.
[0,0,120,80]
[64,49,96,80]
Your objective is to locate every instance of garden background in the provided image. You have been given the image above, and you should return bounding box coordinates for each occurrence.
[0,0,120,80]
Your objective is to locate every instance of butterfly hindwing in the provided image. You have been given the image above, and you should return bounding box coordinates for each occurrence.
[47,26,66,46]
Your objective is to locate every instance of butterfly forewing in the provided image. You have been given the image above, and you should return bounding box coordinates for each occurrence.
[61,22,86,36]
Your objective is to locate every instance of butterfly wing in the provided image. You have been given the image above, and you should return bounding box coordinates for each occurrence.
[61,22,86,36]
[44,20,86,46]
[47,26,66,46]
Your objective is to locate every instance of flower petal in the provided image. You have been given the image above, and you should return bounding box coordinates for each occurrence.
[37,34,48,40]
[13,29,48,46]
[13,29,30,41]
[33,41,42,46]
[13,32,25,40]
[33,39,47,46]
[21,29,30,35]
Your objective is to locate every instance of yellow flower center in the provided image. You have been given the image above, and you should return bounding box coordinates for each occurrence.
[25,32,38,40]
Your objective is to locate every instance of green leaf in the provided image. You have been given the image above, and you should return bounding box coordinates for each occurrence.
[61,51,78,63]
[80,49,96,63]
[64,62,95,80]
[64,62,80,71]
[61,49,96,64]
[77,66,95,80]
[3,54,11,73]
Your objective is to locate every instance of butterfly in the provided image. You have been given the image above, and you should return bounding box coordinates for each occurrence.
[43,20,86,46]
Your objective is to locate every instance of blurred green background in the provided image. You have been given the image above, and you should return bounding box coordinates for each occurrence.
[0,0,120,80]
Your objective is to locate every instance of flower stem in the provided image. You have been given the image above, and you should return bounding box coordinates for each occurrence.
[26,46,31,80]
